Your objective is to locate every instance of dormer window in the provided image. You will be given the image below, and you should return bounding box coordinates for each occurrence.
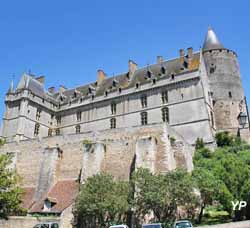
[112,79,118,87]
[43,198,56,212]
[88,87,92,94]
[147,70,152,78]
[161,66,166,74]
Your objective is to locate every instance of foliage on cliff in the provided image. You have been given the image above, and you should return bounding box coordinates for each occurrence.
[193,132,250,223]
[0,154,23,219]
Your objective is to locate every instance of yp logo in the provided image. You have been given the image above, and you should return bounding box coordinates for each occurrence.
[232,201,247,211]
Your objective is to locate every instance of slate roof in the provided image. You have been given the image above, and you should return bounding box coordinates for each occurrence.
[203,27,224,52]
[14,52,200,104]
[29,180,79,214]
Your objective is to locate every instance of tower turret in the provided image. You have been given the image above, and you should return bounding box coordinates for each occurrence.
[202,27,249,138]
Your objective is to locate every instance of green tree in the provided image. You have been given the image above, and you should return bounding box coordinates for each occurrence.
[75,173,130,228]
[193,139,250,221]
[0,138,6,146]
[0,154,23,218]
[192,168,232,223]
[132,168,198,226]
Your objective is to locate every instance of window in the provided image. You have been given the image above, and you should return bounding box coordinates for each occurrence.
[77,111,82,122]
[141,112,148,125]
[56,128,60,136]
[210,67,215,74]
[119,87,122,93]
[41,225,49,228]
[48,128,53,137]
[161,66,166,74]
[171,74,175,80]
[110,118,116,129]
[161,91,168,104]
[229,91,232,98]
[152,78,156,84]
[210,63,216,74]
[56,116,61,125]
[76,125,81,134]
[36,109,41,121]
[162,107,169,123]
[141,95,147,108]
[147,70,152,78]
[51,224,59,228]
[34,123,40,136]
[111,102,116,115]
[136,83,139,89]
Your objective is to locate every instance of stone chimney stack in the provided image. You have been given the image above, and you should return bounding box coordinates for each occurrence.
[48,87,55,94]
[36,76,45,84]
[59,85,67,93]
[187,47,193,59]
[128,60,137,78]
[97,69,106,86]
[179,49,185,69]
[187,47,193,69]
[157,56,163,64]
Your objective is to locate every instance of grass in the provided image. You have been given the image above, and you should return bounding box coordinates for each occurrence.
[193,207,231,227]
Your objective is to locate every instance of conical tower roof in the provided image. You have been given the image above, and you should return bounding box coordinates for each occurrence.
[203,27,224,52]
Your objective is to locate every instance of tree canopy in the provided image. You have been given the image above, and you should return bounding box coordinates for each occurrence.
[0,153,23,219]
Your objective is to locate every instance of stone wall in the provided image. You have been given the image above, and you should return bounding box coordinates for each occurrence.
[0,123,194,188]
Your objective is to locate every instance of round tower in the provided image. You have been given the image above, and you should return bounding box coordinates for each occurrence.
[202,27,249,136]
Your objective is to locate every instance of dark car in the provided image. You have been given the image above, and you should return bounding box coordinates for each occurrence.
[142,223,163,228]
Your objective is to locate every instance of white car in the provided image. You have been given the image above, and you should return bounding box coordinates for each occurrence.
[173,220,193,228]
[109,225,129,228]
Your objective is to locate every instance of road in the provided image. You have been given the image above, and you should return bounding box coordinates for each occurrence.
[196,221,250,228]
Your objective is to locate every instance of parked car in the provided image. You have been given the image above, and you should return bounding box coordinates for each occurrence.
[173,220,193,228]
[109,225,129,228]
[142,223,163,228]
[33,222,59,228]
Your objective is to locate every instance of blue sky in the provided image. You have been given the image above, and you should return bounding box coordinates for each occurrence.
[0,0,250,120]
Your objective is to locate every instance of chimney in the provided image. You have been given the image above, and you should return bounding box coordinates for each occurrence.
[48,86,55,94]
[97,69,106,86]
[187,47,193,59]
[59,85,67,93]
[157,56,163,64]
[187,47,193,70]
[36,76,45,84]
[179,49,185,69]
[128,60,137,78]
